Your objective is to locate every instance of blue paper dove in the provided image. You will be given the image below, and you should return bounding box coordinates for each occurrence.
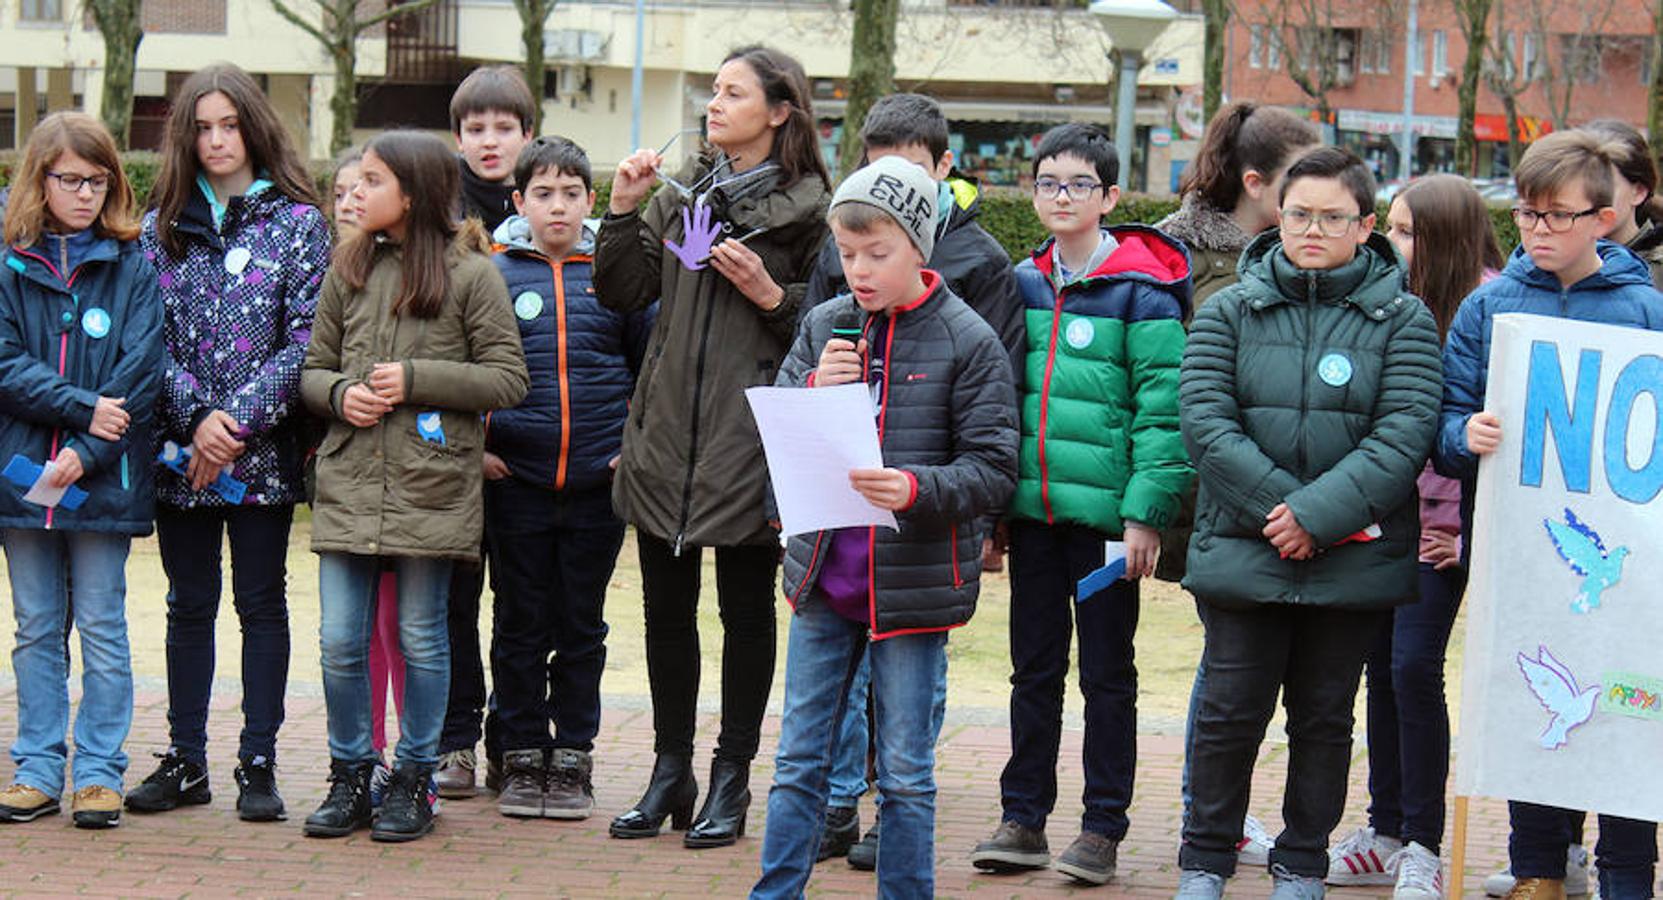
[1543,508,1628,614]
[1516,645,1599,749]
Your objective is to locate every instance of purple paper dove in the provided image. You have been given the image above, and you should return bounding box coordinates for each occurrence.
[1516,645,1599,750]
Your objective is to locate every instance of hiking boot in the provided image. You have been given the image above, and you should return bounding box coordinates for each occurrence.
[71,785,122,829]
[303,759,374,838]
[434,748,477,799]
[0,784,58,823]
[1238,814,1276,868]
[1174,869,1227,900]
[543,749,594,820]
[233,757,286,822]
[125,750,211,813]
[970,820,1051,872]
[497,749,545,818]
[372,763,436,843]
[1504,879,1568,900]
[1327,825,1404,886]
[1055,831,1119,885]
[1392,842,1445,900]
[1486,848,1592,897]
[1270,862,1329,899]
[847,820,880,871]
[817,806,859,862]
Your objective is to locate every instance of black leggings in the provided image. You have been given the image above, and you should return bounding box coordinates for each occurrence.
[637,532,779,762]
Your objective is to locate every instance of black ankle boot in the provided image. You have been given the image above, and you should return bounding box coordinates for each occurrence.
[684,759,750,849]
[371,763,435,843]
[303,758,374,838]
[609,753,697,839]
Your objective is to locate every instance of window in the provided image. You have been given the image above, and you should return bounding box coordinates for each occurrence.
[1431,30,1448,78]
[19,0,62,21]
[1409,29,1424,76]
[1360,29,1392,75]
[1250,24,1264,68]
[1522,32,1541,80]
[1562,35,1604,84]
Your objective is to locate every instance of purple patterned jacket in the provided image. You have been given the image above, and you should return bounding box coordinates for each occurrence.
[140,183,329,508]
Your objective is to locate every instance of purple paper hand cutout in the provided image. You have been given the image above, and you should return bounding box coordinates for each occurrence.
[665,201,723,271]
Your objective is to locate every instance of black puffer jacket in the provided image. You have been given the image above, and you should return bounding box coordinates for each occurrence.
[778,275,1018,638]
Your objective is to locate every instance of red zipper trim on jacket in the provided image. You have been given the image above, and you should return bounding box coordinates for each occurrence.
[866,313,893,632]
[950,523,963,588]
[789,530,828,607]
[550,258,572,490]
[1036,287,1065,524]
[870,620,968,641]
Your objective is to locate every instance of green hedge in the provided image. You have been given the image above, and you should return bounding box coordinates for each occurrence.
[1,153,1522,260]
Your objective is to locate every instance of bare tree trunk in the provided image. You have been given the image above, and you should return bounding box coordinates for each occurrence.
[515,0,553,134]
[1203,0,1228,122]
[1453,0,1492,175]
[88,0,145,150]
[1503,91,1521,171]
[330,36,356,156]
[1650,0,1663,148]
[837,0,900,178]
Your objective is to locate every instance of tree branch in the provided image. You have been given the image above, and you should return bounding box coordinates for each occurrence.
[356,0,441,34]
[270,0,328,45]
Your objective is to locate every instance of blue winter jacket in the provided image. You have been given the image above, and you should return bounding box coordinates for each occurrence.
[1436,240,1663,480]
[0,234,165,533]
[487,217,654,492]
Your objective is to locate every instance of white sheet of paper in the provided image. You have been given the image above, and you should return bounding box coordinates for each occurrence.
[22,462,68,508]
[1104,540,1127,567]
[745,383,900,538]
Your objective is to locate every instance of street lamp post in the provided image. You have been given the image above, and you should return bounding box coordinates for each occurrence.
[1090,0,1179,186]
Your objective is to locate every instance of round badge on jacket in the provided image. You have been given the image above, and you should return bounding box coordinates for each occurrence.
[81,307,111,339]
[1065,318,1095,349]
[225,247,253,275]
[1317,352,1353,387]
[514,291,544,320]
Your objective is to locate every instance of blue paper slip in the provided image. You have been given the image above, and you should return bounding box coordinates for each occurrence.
[1076,541,1128,603]
[416,411,447,446]
[3,454,88,510]
[157,441,248,505]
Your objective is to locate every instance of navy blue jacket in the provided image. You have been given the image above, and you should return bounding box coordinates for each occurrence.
[488,218,654,493]
[0,235,164,533]
[1437,240,1663,481]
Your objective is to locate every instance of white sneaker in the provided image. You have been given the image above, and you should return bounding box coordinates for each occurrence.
[1392,842,1444,899]
[1327,826,1404,886]
[1484,846,1593,897]
[1237,815,1275,868]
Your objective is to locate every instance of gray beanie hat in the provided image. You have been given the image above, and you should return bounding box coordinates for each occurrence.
[829,155,938,262]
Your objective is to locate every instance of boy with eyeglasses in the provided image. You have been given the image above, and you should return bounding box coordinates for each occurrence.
[1438,131,1662,900]
[1173,146,1442,900]
[968,122,1194,886]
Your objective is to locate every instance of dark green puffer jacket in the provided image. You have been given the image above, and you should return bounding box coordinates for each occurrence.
[1180,230,1442,610]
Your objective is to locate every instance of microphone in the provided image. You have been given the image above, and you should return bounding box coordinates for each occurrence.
[830,305,863,344]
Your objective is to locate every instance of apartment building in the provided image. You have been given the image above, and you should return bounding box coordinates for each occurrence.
[0,0,1204,192]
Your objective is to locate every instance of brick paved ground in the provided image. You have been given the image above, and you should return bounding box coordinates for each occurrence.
[0,683,1515,898]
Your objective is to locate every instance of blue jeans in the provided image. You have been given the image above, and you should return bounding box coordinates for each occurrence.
[828,641,950,810]
[156,504,293,766]
[1364,562,1465,852]
[753,599,948,900]
[319,553,453,767]
[2,529,133,795]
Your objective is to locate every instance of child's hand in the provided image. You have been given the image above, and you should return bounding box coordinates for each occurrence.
[89,396,130,442]
[185,452,227,493]
[849,467,913,511]
[482,451,510,481]
[48,448,83,488]
[609,149,663,214]
[369,362,406,405]
[1421,529,1462,570]
[815,338,866,387]
[1264,502,1316,560]
[341,383,393,428]
[1467,411,1502,455]
[1123,521,1161,579]
[193,410,246,466]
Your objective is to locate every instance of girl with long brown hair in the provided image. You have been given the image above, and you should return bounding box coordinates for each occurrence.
[128,62,331,824]
[299,130,527,843]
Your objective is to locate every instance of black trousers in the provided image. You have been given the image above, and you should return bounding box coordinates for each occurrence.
[438,555,487,755]
[1180,601,1389,878]
[636,531,778,762]
[485,481,624,753]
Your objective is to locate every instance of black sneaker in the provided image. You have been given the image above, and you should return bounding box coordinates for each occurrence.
[542,749,594,820]
[233,757,287,822]
[371,764,436,843]
[817,806,860,862]
[847,821,880,871]
[970,820,1051,872]
[303,759,374,838]
[125,751,211,813]
[1054,831,1119,885]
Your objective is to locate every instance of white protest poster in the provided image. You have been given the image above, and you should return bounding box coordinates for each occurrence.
[1456,314,1663,821]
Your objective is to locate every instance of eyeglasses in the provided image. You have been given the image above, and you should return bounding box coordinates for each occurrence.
[47,172,111,195]
[1512,206,1600,233]
[1033,177,1103,201]
[1279,208,1362,238]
